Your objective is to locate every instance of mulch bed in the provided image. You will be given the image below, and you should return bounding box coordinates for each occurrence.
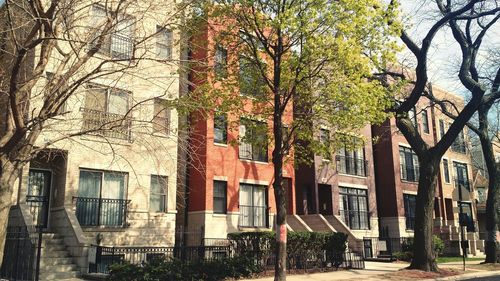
[379,268,465,280]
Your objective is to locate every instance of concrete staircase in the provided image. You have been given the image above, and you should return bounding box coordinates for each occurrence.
[40,233,81,280]
[299,214,335,232]
[286,215,312,232]
[324,215,363,252]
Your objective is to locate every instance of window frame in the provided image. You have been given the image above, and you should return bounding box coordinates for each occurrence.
[214,44,228,79]
[149,175,168,213]
[213,180,227,214]
[238,118,268,162]
[422,109,429,134]
[338,187,370,230]
[156,26,173,60]
[443,158,450,183]
[214,112,228,144]
[403,193,416,230]
[399,146,419,182]
[153,98,171,135]
[238,183,268,228]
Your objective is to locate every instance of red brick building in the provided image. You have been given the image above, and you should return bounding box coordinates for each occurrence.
[181,18,295,244]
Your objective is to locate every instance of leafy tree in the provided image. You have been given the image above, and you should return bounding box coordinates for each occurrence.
[194,0,400,279]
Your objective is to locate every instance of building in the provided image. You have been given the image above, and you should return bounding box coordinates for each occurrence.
[372,85,484,256]
[294,125,379,253]
[180,16,296,245]
[2,2,181,278]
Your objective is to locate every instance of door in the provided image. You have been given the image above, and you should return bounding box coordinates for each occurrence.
[318,184,333,215]
[27,169,52,228]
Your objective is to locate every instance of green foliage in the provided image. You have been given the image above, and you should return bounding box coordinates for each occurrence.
[395,235,444,261]
[107,256,260,281]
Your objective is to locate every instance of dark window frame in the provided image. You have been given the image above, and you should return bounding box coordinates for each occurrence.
[214,112,228,144]
[214,44,228,79]
[399,146,419,182]
[238,118,268,162]
[422,109,429,134]
[213,180,227,214]
[443,159,450,183]
[149,175,168,213]
[403,193,416,230]
[339,187,370,230]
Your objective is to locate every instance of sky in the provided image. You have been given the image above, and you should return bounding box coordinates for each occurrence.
[398,1,500,97]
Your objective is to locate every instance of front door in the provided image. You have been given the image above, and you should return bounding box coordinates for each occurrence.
[318,184,333,215]
[27,169,52,228]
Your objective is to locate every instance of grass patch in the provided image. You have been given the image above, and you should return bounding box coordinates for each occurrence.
[436,256,484,263]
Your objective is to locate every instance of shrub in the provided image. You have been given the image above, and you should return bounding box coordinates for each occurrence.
[397,235,444,261]
[393,251,413,261]
[433,235,444,257]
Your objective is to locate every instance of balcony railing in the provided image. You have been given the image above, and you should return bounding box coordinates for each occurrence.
[238,205,268,228]
[400,164,419,182]
[74,197,130,227]
[339,210,370,230]
[451,141,467,154]
[81,108,132,141]
[336,155,368,177]
[90,32,134,60]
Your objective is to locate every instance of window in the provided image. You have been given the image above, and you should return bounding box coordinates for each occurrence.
[443,159,450,183]
[45,72,67,115]
[422,109,429,133]
[239,183,267,227]
[451,130,467,153]
[439,119,445,138]
[339,187,369,230]
[156,26,173,60]
[214,44,228,79]
[213,181,227,214]
[403,194,416,230]
[454,162,469,190]
[337,137,367,176]
[214,112,227,144]
[150,175,167,212]
[399,146,419,182]
[153,98,170,135]
[408,106,417,129]
[239,56,265,98]
[82,84,131,140]
[458,202,475,232]
[90,5,134,59]
[76,170,128,226]
[319,129,330,159]
[239,118,268,162]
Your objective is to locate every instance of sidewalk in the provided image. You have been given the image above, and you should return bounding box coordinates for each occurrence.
[243,260,500,281]
[242,261,408,281]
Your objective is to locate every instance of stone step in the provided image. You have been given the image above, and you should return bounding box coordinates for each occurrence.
[43,243,66,251]
[40,257,74,266]
[42,249,69,258]
[42,233,62,240]
[40,271,78,280]
[45,238,64,245]
[40,264,78,273]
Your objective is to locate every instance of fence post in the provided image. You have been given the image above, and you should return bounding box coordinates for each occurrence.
[35,227,42,281]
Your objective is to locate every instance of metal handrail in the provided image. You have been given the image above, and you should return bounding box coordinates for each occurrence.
[73,196,130,227]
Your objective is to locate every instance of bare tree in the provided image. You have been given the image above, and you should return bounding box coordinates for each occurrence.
[382,0,500,271]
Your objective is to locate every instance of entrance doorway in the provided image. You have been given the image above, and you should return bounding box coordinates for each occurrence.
[318,184,333,215]
[27,169,52,228]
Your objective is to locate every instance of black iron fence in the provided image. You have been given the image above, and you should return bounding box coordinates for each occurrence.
[74,197,130,227]
[1,226,40,281]
[336,155,368,177]
[362,237,412,260]
[238,205,268,228]
[90,245,232,274]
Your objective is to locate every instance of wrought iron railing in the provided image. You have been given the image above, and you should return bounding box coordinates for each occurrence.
[336,155,368,177]
[90,245,231,274]
[74,197,130,227]
[1,226,39,281]
[81,108,132,141]
[238,142,268,162]
[339,210,370,230]
[400,164,419,182]
[238,205,268,228]
[362,237,412,259]
[451,140,467,154]
[90,32,134,59]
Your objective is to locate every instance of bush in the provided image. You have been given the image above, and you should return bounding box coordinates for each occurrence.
[396,235,444,261]
[433,235,444,257]
[108,256,261,281]
[393,251,413,261]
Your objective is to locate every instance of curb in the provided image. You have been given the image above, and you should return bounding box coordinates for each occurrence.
[435,270,500,280]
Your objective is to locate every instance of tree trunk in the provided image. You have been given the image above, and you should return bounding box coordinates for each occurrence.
[0,159,17,266]
[475,105,499,263]
[409,154,440,272]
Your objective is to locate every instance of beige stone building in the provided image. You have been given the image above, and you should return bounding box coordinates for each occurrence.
[2,1,182,278]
